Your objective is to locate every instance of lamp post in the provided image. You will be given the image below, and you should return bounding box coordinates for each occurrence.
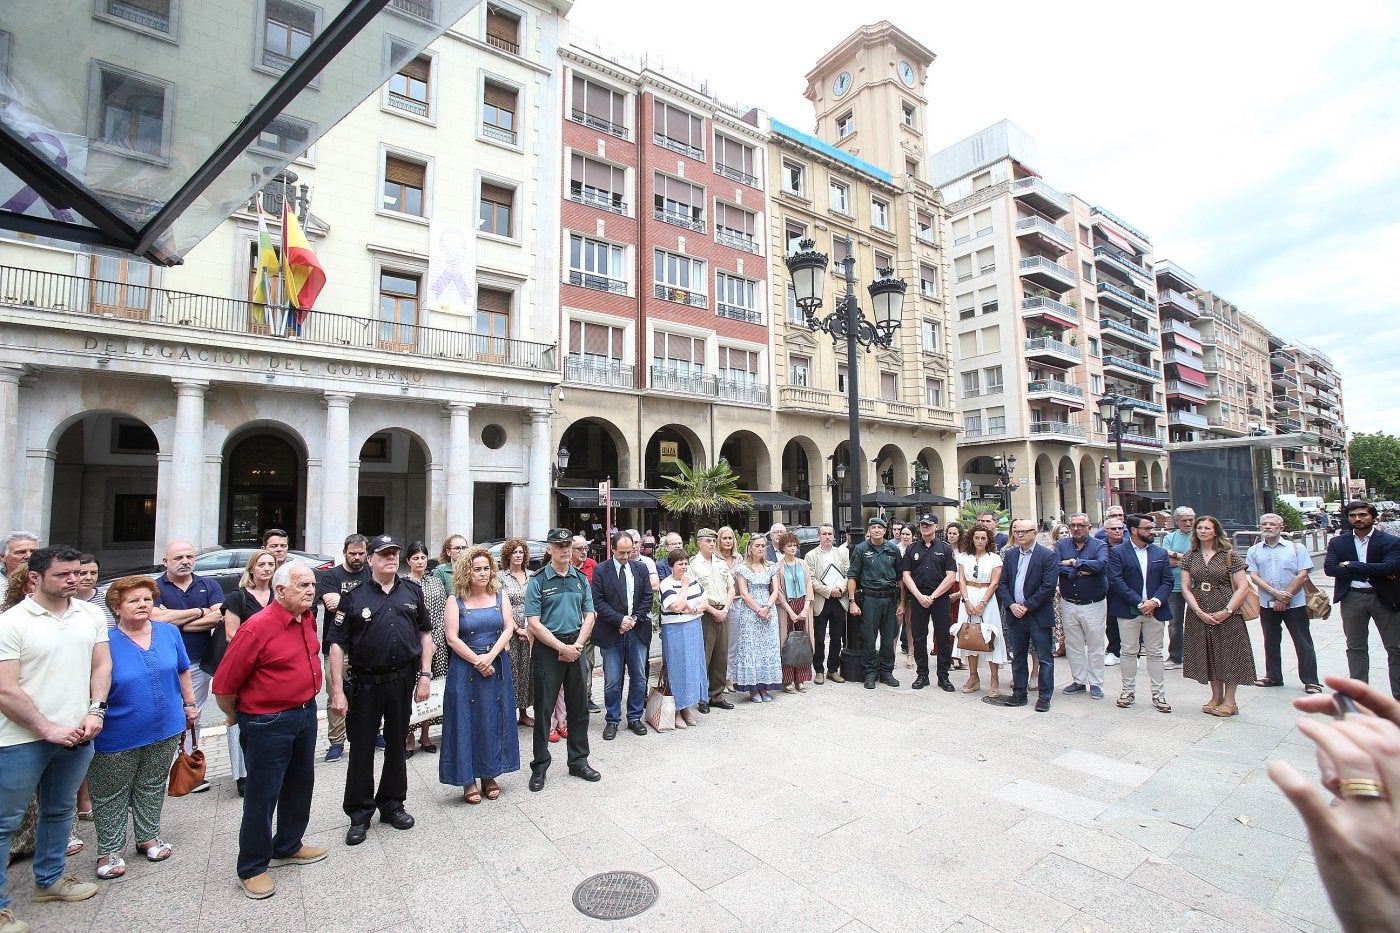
[786,236,908,534]
[1054,466,1073,521]
[991,453,1018,519]
[825,459,847,533]
[551,444,571,483]
[1098,389,1134,509]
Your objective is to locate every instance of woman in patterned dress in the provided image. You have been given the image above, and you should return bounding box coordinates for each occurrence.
[731,536,783,702]
[1181,515,1256,717]
[495,538,535,727]
[406,543,449,754]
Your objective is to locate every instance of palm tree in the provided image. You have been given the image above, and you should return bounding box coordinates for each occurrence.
[958,500,1009,531]
[659,459,752,529]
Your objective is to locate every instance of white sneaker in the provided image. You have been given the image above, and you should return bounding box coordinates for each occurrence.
[1164,661,1180,671]
[1104,654,1121,667]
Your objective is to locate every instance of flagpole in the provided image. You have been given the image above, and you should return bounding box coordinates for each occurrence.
[280,174,292,337]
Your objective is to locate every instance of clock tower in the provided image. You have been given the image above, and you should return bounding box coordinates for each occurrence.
[803,21,935,179]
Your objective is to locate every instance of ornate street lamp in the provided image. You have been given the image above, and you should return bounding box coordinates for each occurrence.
[551,444,571,482]
[992,453,1019,518]
[1098,389,1134,509]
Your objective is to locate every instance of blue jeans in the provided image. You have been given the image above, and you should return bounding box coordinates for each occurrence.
[601,631,649,725]
[0,739,95,908]
[237,702,318,879]
[1003,613,1055,699]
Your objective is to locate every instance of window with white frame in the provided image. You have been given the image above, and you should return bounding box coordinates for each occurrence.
[829,178,849,214]
[871,197,890,230]
[784,219,807,255]
[654,173,704,230]
[901,102,915,128]
[91,64,173,159]
[922,319,940,353]
[98,0,176,36]
[259,0,318,71]
[387,48,431,118]
[874,250,892,273]
[716,272,759,324]
[987,406,1007,435]
[569,153,626,213]
[714,134,756,185]
[714,202,758,253]
[916,211,934,242]
[570,75,627,137]
[481,80,518,144]
[255,115,313,158]
[954,255,972,282]
[654,249,706,306]
[782,159,805,196]
[719,346,759,385]
[984,366,1004,394]
[568,319,625,365]
[964,413,982,435]
[956,294,974,320]
[484,2,520,54]
[919,263,937,298]
[837,364,848,394]
[979,286,998,315]
[789,354,811,387]
[1090,374,1103,394]
[976,246,995,275]
[477,180,514,237]
[653,100,704,160]
[567,234,626,293]
[880,371,898,401]
[836,111,854,137]
[382,154,427,216]
[654,330,703,376]
[962,370,981,397]
[925,378,944,407]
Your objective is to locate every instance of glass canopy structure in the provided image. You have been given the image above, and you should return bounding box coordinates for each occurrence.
[0,0,485,264]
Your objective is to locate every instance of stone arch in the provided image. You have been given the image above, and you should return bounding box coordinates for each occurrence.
[1079,453,1099,519]
[1034,452,1055,524]
[221,421,311,549]
[873,443,909,496]
[49,411,161,567]
[719,429,772,490]
[645,423,706,488]
[914,446,948,501]
[558,416,629,487]
[356,427,433,546]
[780,435,821,526]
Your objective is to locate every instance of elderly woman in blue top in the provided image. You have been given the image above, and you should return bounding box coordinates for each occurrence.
[88,576,198,880]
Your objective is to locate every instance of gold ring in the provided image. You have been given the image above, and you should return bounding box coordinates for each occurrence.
[1338,778,1390,801]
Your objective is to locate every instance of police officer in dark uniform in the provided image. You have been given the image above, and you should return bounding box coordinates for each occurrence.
[325,535,433,846]
[847,516,904,690]
[525,528,599,792]
[901,513,959,692]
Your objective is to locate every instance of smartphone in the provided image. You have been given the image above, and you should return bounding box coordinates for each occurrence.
[1331,693,1360,719]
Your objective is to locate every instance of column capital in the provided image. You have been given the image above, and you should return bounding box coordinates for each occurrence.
[444,401,476,416]
[172,378,210,396]
[527,407,553,424]
[0,364,28,385]
[323,391,355,408]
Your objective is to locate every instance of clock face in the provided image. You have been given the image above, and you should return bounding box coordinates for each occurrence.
[898,60,916,86]
[833,71,852,97]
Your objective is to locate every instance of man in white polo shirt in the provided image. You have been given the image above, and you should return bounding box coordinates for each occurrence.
[0,546,112,930]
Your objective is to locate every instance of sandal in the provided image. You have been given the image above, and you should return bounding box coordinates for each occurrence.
[463,783,482,804]
[1254,679,1284,687]
[1304,684,1324,694]
[95,855,126,880]
[138,839,172,862]
[518,714,534,727]
[548,726,560,743]
[1210,704,1239,717]
[961,676,981,693]
[482,779,501,800]
[66,836,84,857]
[77,810,94,822]
[1202,702,1220,714]
[418,741,438,754]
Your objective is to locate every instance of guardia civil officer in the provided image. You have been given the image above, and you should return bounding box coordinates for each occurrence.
[847,516,903,689]
[326,535,433,846]
[525,528,600,792]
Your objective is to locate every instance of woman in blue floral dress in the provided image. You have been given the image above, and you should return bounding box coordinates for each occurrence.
[730,535,783,702]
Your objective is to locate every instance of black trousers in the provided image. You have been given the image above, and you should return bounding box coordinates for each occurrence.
[343,668,413,825]
[812,599,846,674]
[532,641,591,769]
[1106,616,1121,657]
[910,595,953,679]
[1260,605,1319,685]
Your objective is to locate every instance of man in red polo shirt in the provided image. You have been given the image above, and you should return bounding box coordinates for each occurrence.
[213,562,326,900]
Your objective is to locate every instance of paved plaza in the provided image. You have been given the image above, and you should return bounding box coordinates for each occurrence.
[8,567,1367,932]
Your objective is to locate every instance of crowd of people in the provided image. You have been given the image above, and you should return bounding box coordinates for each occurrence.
[0,497,1396,929]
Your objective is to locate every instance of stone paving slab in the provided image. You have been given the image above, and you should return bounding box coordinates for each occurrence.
[8,571,1383,931]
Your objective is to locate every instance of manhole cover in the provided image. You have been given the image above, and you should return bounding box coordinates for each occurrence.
[572,870,659,920]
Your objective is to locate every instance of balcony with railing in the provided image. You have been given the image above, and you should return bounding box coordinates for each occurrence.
[653,132,704,161]
[1273,393,1301,410]
[1018,255,1076,290]
[1099,316,1157,350]
[1168,410,1209,428]
[482,122,517,145]
[715,229,761,255]
[655,208,705,232]
[564,355,636,389]
[1162,318,1202,342]
[1206,416,1247,436]
[569,109,628,139]
[1163,348,1206,371]
[649,366,768,405]
[1031,421,1088,441]
[884,400,918,419]
[654,283,707,308]
[567,269,628,295]
[779,385,834,411]
[1019,295,1079,327]
[1091,206,1152,246]
[486,32,520,54]
[1096,281,1156,316]
[1014,216,1073,253]
[715,163,758,187]
[1010,176,1070,216]
[108,0,172,30]
[1103,355,1162,381]
[1275,417,1303,433]
[1093,246,1153,285]
[716,303,763,325]
[1165,379,1208,402]
[1122,395,1166,414]
[569,186,628,215]
[1026,379,1086,408]
[1110,430,1165,449]
[0,265,558,373]
[1157,289,1200,319]
[1023,336,1083,366]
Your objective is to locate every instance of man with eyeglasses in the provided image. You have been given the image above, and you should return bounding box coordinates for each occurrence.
[1160,506,1195,669]
[316,534,369,762]
[1055,514,1108,699]
[989,520,1058,711]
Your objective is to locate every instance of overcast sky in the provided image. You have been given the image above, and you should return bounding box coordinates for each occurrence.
[567,0,1399,436]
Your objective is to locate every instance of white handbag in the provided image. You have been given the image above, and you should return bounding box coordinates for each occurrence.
[644,665,676,732]
[409,677,446,724]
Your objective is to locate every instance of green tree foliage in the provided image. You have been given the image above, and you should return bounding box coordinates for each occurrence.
[1274,501,1305,533]
[958,500,1008,529]
[1348,432,1400,498]
[658,460,753,527]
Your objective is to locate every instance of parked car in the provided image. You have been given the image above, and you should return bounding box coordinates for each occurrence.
[482,539,549,572]
[97,547,337,595]
[783,525,822,557]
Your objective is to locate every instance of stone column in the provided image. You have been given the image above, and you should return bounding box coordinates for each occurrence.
[169,379,209,546]
[528,408,552,539]
[444,402,474,539]
[0,366,23,531]
[320,392,354,555]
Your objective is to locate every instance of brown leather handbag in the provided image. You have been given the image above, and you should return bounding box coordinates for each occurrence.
[167,726,206,797]
[956,620,994,653]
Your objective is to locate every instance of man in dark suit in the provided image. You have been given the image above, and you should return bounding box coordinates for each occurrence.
[1106,514,1175,713]
[1324,501,1400,698]
[591,531,654,738]
[989,519,1058,711]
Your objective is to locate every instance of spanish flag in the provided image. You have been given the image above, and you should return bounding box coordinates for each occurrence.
[251,196,278,326]
[280,200,325,329]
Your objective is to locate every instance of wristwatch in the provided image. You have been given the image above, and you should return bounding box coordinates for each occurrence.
[416,671,431,679]
[90,700,108,712]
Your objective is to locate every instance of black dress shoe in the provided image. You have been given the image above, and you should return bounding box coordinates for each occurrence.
[1001,694,1029,707]
[345,822,369,846]
[911,675,929,690]
[864,676,877,689]
[567,763,602,782]
[236,778,246,798]
[1035,696,1051,713]
[602,722,618,740]
[697,701,710,714]
[528,764,548,792]
[587,701,602,714]
[380,809,415,830]
[879,673,900,688]
[627,720,647,736]
[938,678,955,692]
[710,698,734,710]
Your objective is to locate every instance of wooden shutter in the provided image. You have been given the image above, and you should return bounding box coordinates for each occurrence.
[399,55,430,82]
[477,287,511,313]
[481,182,514,206]
[384,156,424,186]
[483,82,516,112]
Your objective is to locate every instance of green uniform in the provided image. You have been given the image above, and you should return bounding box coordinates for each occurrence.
[850,539,903,677]
[525,564,593,768]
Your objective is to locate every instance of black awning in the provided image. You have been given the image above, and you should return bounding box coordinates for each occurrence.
[611,489,662,508]
[837,491,908,508]
[1127,490,1172,502]
[747,491,812,509]
[899,493,961,508]
[555,488,662,508]
[555,487,600,508]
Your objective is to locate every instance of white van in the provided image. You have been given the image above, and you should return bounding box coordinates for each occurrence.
[1278,494,1325,513]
